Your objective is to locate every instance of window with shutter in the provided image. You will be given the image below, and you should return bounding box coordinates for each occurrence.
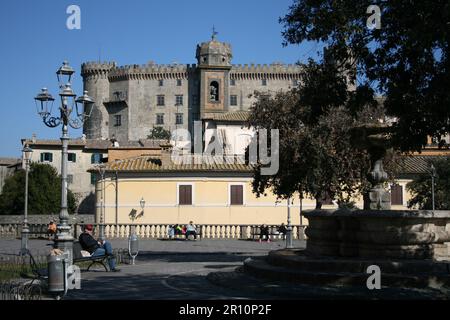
[230,185,243,205]
[68,153,76,163]
[179,185,192,205]
[391,184,403,205]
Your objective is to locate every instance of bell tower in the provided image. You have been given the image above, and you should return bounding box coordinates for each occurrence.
[196,29,232,118]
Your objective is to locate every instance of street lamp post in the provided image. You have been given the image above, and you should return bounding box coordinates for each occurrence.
[34,61,94,266]
[20,145,33,255]
[286,197,294,249]
[431,164,436,212]
[96,165,106,241]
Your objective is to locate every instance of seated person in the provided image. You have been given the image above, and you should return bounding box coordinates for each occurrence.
[78,224,120,272]
[259,224,270,243]
[168,225,175,239]
[47,221,57,240]
[185,221,197,240]
[278,223,287,240]
[175,224,183,236]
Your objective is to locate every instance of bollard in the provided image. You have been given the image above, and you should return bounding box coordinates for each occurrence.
[128,233,139,265]
[47,249,67,297]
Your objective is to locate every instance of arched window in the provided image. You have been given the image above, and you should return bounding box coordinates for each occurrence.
[209,81,219,102]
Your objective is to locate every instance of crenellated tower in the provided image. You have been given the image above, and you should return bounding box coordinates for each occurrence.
[81,62,116,139]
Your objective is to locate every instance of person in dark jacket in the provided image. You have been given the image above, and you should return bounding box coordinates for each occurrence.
[79,224,119,272]
[259,224,270,243]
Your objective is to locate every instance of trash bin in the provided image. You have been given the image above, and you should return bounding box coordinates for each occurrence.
[47,250,66,295]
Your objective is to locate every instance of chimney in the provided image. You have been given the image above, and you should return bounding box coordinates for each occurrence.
[160,143,173,166]
[31,133,37,143]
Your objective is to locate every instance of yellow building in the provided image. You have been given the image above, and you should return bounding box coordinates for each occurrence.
[91,149,449,229]
[92,155,307,227]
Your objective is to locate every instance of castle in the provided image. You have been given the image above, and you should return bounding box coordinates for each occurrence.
[81,33,303,144]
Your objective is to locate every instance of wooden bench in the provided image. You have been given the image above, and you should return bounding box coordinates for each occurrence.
[169,226,202,240]
[72,242,110,272]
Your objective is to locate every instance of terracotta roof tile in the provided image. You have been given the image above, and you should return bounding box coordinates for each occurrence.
[92,155,253,173]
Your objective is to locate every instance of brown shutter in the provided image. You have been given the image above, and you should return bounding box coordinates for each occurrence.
[179,185,192,205]
[391,184,403,205]
[230,185,243,205]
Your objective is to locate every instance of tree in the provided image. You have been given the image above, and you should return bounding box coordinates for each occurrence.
[0,163,77,215]
[248,88,396,208]
[407,158,450,210]
[280,0,450,152]
[148,127,171,140]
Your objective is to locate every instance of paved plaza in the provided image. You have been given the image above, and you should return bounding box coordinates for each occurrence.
[1,238,448,300]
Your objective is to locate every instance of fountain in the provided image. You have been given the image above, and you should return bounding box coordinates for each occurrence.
[241,124,450,290]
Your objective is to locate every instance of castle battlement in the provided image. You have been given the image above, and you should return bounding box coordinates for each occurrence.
[105,63,198,81]
[230,63,302,80]
[81,62,117,79]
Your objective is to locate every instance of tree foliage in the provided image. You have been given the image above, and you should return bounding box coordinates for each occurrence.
[0,163,77,215]
[148,127,171,140]
[407,158,450,210]
[248,88,397,208]
[281,0,450,152]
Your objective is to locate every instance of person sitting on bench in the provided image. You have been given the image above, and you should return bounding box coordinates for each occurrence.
[79,224,120,272]
[185,221,197,240]
[47,221,57,240]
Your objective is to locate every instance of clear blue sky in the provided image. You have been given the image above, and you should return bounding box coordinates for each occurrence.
[0,0,320,157]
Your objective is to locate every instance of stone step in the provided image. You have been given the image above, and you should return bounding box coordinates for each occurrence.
[243,256,450,289]
[267,249,450,275]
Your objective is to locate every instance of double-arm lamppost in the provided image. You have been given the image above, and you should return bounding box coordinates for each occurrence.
[95,165,106,241]
[20,144,33,255]
[34,61,94,266]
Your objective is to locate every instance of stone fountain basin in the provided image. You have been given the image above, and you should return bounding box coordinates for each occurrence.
[304,209,450,260]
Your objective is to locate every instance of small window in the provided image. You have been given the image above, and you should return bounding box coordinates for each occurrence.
[230,95,238,106]
[177,79,182,86]
[262,79,267,86]
[175,95,183,106]
[40,152,53,163]
[90,172,96,185]
[156,114,164,125]
[68,153,76,163]
[230,185,243,205]
[114,115,121,127]
[179,185,192,205]
[67,174,73,184]
[391,184,403,205]
[91,153,102,164]
[158,79,164,87]
[230,79,236,86]
[157,95,165,106]
[176,113,183,125]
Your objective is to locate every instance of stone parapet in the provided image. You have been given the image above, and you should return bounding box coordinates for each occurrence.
[304,209,450,260]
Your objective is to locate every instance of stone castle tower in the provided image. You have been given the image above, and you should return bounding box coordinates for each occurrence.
[81,34,302,142]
